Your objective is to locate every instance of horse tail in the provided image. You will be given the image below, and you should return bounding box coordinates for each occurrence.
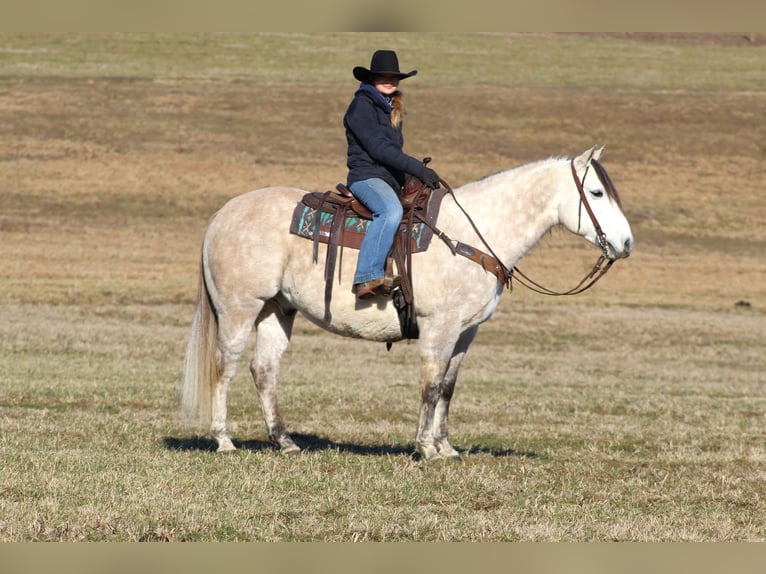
[181,255,221,429]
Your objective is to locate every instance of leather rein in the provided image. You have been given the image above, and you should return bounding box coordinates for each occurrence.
[423,157,614,297]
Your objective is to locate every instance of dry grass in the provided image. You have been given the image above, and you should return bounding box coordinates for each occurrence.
[0,33,764,541]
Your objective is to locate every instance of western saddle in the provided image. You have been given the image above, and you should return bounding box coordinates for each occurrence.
[298,174,441,340]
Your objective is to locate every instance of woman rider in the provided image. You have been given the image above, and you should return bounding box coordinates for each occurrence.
[343,49,441,299]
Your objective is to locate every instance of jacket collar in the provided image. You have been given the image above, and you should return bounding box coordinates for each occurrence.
[357,82,392,111]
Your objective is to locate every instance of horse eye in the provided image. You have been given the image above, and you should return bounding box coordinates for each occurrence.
[590,189,604,198]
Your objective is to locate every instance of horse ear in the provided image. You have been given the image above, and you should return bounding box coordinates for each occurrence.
[575,146,595,170]
[592,145,605,161]
[575,145,606,170]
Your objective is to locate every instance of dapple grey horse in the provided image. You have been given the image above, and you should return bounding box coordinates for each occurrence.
[182,146,633,461]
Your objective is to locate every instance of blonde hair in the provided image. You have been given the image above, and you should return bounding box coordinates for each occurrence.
[390,91,405,129]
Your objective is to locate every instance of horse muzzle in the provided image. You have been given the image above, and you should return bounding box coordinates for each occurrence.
[606,236,634,260]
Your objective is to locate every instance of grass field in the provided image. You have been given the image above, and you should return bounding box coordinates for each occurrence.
[0,33,764,541]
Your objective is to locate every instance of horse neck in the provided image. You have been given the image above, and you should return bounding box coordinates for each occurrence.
[446,159,567,266]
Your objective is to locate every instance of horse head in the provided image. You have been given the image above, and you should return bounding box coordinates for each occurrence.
[560,146,634,261]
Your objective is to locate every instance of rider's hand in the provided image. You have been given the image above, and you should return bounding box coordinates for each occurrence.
[421,167,441,189]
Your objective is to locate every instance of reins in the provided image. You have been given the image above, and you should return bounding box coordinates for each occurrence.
[414,180,512,288]
[507,158,614,296]
[425,157,615,297]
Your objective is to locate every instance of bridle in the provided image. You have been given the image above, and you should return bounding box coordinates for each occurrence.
[509,157,615,296]
[573,156,610,260]
[433,155,616,297]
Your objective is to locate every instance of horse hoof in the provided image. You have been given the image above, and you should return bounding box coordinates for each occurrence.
[417,443,443,462]
[436,441,461,460]
[280,444,301,455]
[420,448,461,463]
[429,451,463,463]
[216,443,238,453]
[425,452,447,463]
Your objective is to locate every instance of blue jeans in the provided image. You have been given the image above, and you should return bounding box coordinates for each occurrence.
[350,178,403,284]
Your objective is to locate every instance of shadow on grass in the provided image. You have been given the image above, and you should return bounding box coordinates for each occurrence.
[164,433,538,459]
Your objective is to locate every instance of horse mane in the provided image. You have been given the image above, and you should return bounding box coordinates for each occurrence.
[473,155,622,209]
[476,156,563,183]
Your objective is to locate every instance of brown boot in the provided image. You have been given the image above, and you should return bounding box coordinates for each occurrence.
[354,276,401,299]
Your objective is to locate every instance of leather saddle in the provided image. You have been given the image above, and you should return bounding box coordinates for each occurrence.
[301,174,432,225]
[291,175,447,341]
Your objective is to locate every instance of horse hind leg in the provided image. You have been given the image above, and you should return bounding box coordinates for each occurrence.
[251,302,300,455]
[209,310,260,452]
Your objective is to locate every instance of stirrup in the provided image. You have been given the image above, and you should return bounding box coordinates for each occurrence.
[354,276,401,299]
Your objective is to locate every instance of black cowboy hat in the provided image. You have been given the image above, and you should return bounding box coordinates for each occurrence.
[353,50,417,83]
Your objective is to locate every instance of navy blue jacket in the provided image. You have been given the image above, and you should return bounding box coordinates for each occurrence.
[344,83,429,191]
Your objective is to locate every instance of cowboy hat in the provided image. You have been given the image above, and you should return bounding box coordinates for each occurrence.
[353,50,417,83]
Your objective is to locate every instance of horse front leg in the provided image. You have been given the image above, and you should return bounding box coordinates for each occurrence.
[251,305,300,455]
[431,326,479,459]
[415,359,447,461]
[415,332,458,461]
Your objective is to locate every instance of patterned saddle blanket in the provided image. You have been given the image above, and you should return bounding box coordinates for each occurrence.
[289,185,447,253]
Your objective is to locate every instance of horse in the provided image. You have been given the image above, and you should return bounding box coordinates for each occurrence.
[181,145,634,461]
